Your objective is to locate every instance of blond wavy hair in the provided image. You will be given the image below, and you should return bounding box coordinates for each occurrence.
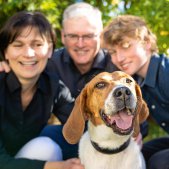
[101,15,158,54]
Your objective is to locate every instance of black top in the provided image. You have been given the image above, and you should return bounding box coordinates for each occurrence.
[0,70,74,169]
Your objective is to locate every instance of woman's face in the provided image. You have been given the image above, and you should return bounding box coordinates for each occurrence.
[5,26,53,83]
[107,37,151,78]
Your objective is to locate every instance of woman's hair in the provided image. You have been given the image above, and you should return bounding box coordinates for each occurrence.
[0,11,56,60]
[101,15,158,54]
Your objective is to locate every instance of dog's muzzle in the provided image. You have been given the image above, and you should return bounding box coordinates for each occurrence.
[100,86,136,135]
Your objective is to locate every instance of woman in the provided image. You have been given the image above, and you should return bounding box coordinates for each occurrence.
[101,14,169,169]
[0,11,84,169]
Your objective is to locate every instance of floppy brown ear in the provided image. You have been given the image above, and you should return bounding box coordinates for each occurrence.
[132,83,149,137]
[62,87,88,144]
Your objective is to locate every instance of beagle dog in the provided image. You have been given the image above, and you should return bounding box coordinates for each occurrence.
[63,71,149,169]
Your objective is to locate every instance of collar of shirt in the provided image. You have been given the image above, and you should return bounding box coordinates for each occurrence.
[136,54,161,88]
[6,70,50,94]
[62,48,107,71]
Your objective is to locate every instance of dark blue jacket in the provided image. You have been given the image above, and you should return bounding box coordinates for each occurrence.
[136,54,169,134]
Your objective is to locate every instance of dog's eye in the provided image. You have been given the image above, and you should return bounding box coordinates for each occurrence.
[126,78,132,83]
[95,82,106,89]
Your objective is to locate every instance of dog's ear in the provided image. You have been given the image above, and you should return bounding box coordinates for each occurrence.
[62,87,88,144]
[132,83,149,137]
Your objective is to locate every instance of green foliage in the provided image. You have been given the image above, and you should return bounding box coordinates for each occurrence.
[0,0,168,52]
[144,119,168,142]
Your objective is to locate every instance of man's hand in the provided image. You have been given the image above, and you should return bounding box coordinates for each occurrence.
[134,132,143,150]
[0,61,11,72]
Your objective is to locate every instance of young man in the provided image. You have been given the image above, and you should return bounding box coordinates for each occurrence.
[101,14,169,169]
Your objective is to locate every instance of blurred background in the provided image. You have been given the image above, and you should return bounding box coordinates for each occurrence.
[0,0,168,141]
[0,0,168,54]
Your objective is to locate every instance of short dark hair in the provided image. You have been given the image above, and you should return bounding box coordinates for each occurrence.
[0,11,56,60]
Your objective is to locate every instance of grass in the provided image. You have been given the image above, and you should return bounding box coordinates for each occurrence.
[143,119,168,142]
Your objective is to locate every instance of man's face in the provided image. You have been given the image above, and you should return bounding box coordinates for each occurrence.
[61,17,101,71]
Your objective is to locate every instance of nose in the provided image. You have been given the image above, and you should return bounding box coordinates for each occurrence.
[25,46,35,57]
[116,50,125,62]
[76,37,85,47]
[113,86,131,100]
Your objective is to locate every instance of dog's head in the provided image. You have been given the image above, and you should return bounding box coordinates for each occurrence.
[63,71,149,144]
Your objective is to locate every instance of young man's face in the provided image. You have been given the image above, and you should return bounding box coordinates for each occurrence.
[107,37,151,78]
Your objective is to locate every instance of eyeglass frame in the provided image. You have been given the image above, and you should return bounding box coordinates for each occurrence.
[64,33,99,42]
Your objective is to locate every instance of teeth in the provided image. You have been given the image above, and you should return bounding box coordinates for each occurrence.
[127,109,132,115]
[108,115,111,120]
[21,61,36,65]
[77,51,86,55]
[121,63,130,69]
[75,49,88,55]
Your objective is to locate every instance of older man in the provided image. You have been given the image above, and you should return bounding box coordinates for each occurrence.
[48,2,117,123]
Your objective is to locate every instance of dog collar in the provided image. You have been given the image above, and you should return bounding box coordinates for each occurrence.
[91,138,130,154]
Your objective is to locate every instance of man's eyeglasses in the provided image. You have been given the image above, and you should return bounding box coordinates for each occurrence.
[64,34,98,43]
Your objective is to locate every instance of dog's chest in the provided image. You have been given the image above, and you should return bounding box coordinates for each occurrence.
[79,132,145,169]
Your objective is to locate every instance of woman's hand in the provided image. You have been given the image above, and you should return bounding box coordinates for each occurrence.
[44,158,85,169]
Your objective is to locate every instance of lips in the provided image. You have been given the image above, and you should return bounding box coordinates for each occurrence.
[19,61,37,66]
[74,49,89,55]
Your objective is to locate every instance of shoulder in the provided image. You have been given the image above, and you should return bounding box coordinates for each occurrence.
[0,72,6,85]
[43,70,60,85]
[153,54,169,98]
[0,72,7,104]
[160,53,169,65]
[101,49,118,72]
[157,54,169,74]
[47,47,66,71]
[148,53,169,75]
[151,53,169,64]
[52,47,65,58]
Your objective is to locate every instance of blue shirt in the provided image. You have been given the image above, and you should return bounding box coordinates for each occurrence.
[50,48,118,98]
[136,54,169,134]
[49,48,148,137]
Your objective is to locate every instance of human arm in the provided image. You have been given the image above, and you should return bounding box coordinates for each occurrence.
[52,80,75,124]
[0,138,45,169]
[44,158,84,169]
[0,61,11,72]
[0,138,84,169]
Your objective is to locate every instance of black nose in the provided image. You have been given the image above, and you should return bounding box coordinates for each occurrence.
[113,86,131,99]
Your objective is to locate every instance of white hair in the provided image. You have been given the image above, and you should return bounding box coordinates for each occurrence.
[62,2,103,31]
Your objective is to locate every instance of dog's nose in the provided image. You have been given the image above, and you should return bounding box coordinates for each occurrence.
[113,86,131,99]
